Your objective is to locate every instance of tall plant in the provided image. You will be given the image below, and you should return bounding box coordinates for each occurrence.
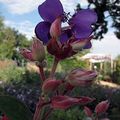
[0,0,110,120]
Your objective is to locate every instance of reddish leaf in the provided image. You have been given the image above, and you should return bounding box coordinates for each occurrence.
[95,100,110,114]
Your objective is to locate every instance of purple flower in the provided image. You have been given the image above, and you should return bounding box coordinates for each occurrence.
[35,0,97,45]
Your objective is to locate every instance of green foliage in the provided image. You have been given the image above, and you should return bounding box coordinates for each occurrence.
[0,64,40,85]
[0,65,25,84]
[21,69,40,85]
[50,107,86,120]
[47,53,88,74]
[0,15,31,62]
[0,27,16,59]
[0,95,33,120]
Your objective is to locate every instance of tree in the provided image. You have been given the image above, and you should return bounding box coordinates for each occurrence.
[0,16,31,62]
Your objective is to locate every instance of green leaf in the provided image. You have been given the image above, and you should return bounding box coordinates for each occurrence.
[0,95,33,120]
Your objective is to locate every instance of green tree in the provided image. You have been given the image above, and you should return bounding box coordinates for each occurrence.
[0,16,31,63]
[0,27,16,59]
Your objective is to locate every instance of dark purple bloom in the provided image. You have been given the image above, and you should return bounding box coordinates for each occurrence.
[35,0,97,47]
[35,0,64,44]
[69,9,97,39]
[38,0,64,23]
[35,22,51,44]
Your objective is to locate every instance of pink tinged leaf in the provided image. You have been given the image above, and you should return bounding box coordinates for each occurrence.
[78,96,95,105]
[20,48,34,61]
[47,38,61,56]
[32,37,45,62]
[84,106,93,117]
[71,36,93,52]
[95,100,110,114]
[42,79,62,94]
[47,38,75,60]
[51,95,80,110]
[50,16,62,38]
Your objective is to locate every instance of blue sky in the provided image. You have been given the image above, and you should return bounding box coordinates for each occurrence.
[0,0,120,58]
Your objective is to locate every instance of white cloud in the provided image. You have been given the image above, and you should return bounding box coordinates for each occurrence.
[4,20,34,39]
[0,0,88,15]
[91,32,120,58]
[61,0,88,14]
[0,0,41,14]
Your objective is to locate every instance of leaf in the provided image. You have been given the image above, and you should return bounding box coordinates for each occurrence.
[0,95,33,120]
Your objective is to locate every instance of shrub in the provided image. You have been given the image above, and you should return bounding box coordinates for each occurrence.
[0,65,24,84]
[50,107,86,120]
[0,64,41,85]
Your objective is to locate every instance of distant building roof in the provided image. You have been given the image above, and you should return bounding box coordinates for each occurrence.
[81,53,112,63]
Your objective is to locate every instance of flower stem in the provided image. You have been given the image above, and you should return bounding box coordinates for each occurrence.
[49,57,59,78]
[42,108,53,120]
[33,97,51,120]
[39,66,45,81]
[33,98,42,120]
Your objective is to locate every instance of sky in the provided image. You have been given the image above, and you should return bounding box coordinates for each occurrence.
[0,0,120,59]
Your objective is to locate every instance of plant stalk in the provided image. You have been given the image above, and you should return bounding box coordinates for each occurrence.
[39,66,45,81]
[49,57,59,78]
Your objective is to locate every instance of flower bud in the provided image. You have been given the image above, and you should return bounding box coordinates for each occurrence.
[51,96,94,110]
[51,95,80,110]
[84,106,93,117]
[65,68,97,87]
[50,16,62,38]
[1,114,9,120]
[32,37,45,62]
[42,79,62,94]
[95,100,109,114]
[78,96,95,105]
[20,48,34,61]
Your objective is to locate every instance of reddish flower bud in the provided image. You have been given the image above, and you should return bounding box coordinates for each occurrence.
[84,106,93,117]
[65,68,97,87]
[50,16,62,38]
[32,37,45,62]
[71,36,92,52]
[95,100,110,114]
[42,79,62,94]
[51,95,94,110]
[51,95,80,109]
[2,114,9,120]
[20,48,34,61]
[78,96,95,105]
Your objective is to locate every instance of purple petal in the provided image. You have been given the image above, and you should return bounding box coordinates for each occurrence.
[38,0,64,23]
[59,29,72,43]
[83,42,92,49]
[35,21,51,44]
[69,9,97,39]
[72,24,93,39]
